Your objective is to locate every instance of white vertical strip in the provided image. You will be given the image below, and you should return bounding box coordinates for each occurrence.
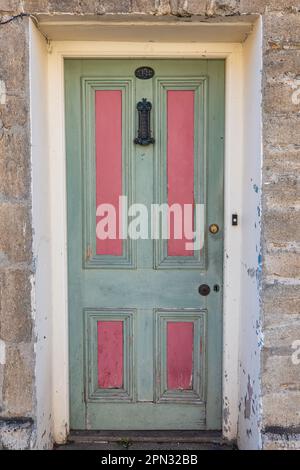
[29,19,53,449]
[48,49,70,444]
[223,46,244,442]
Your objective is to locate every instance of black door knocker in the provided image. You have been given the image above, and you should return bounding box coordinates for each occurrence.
[134,98,155,146]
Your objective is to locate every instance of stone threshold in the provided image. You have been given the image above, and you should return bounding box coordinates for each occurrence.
[55,430,235,450]
[66,430,230,445]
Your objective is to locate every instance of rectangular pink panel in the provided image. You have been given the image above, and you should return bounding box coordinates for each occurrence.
[98,321,123,389]
[167,90,195,257]
[95,90,122,256]
[167,322,194,390]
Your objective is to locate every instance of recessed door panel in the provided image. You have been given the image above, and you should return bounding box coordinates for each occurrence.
[155,78,206,269]
[167,90,195,257]
[95,90,123,256]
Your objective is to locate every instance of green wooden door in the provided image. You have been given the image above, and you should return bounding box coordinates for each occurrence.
[65,59,224,430]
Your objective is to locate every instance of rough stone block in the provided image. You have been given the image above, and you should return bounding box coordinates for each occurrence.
[265,1,300,12]
[262,353,300,394]
[0,21,28,95]
[0,269,32,343]
[0,128,30,199]
[263,50,300,77]
[2,343,34,416]
[0,96,28,129]
[205,0,240,16]
[48,0,78,13]
[0,0,20,13]
[241,0,300,14]
[263,209,300,246]
[263,146,300,213]
[264,323,300,351]
[263,284,300,329]
[262,392,300,429]
[239,0,267,14]
[264,76,300,115]
[264,252,300,279]
[263,433,300,450]
[263,175,300,211]
[0,204,32,263]
[264,114,300,146]
[0,418,33,450]
[131,1,156,14]
[23,1,49,13]
[48,0,132,15]
[264,13,300,50]
[264,147,300,178]
[154,0,171,15]
[170,0,206,16]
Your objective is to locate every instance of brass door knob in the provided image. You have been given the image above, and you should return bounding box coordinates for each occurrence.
[209,224,219,235]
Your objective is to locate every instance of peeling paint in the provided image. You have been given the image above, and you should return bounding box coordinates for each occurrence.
[247,267,257,278]
[244,375,254,420]
[255,320,264,349]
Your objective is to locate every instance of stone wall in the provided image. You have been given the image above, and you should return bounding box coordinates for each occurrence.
[0,13,35,449]
[262,7,300,449]
[0,0,299,450]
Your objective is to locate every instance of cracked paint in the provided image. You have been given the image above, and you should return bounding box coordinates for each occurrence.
[223,396,232,434]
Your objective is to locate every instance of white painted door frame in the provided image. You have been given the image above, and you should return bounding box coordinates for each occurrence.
[47,40,242,443]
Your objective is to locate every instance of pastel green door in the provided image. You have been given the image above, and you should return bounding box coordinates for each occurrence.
[65,59,225,430]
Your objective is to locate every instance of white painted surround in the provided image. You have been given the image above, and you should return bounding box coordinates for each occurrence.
[29,18,262,450]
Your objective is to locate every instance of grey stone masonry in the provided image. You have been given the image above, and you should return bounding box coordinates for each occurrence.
[0,0,299,449]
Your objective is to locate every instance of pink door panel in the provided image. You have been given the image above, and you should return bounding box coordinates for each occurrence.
[95,90,123,256]
[167,322,194,390]
[167,90,195,257]
[97,321,123,389]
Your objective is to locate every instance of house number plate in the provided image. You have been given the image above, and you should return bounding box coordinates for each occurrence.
[135,66,155,80]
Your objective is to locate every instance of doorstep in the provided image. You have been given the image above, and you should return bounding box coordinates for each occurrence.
[55,431,235,450]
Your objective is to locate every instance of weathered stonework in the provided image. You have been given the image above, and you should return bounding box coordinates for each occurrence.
[261,3,300,450]
[0,0,299,450]
[0,417,34,450]
[0,10,35,448]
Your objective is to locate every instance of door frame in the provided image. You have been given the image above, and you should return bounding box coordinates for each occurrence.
[44,37,258,444]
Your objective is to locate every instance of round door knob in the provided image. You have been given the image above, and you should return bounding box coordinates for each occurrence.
[209,224,219,235]
[198,284,211,296]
